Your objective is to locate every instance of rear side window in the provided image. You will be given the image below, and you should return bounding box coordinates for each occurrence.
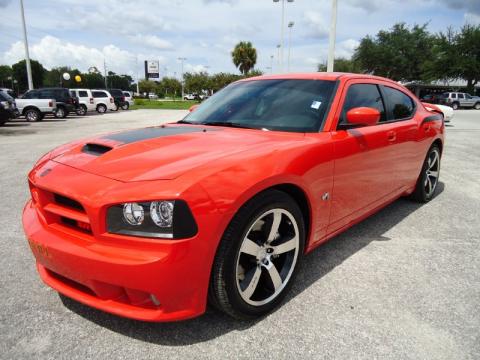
[92,91,107,98]
[123,92,130,97]
[78,91,88,97]
[39,90,55,99]
[70,91,76,97]
[383,86,415,120]
[451,93,457,99]
[109,90,122,96]
[458,93,465,99]
[340,83,386,124]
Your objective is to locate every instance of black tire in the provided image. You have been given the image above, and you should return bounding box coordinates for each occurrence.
[112,103,119,111]
[25,108,41,122]
[0,118,6,126]
[76,105,87,116]
[121,103,129,110]
[54,107,65,118]
[209,189,305,320]
[411,144,441,203]
[451,102,459,110]
[474,102,480,110]
[96,104,107,114]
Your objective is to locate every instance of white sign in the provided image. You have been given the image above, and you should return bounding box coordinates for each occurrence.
[146,60,160,79]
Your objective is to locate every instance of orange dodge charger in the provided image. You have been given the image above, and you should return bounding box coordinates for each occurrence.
[23,73,444,321]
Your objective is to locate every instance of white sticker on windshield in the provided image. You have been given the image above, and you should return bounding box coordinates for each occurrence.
[311,100,322,110]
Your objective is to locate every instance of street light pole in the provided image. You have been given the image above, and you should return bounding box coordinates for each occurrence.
[273,0,294,73]
[178,57,187,99]
[270,55,274,74]
[276,44,281,68]
[19,0,33,90]
[327,0,338,72]
[287,21,294,72]
[136,55,139,95]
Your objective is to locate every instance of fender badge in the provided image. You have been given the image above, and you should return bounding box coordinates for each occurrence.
[39,168,52,177]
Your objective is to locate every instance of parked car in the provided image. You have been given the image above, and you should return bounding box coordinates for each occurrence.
[184,93,201,101]
[148,93,158,100]
[22,73,444,322]
[420,93,440,104]
[422,102,454,123]
[438,92,480,110]
[0,88,17,98]
[123,91,134,108]
[70,89,96,115]
[108,89,128,110]
[21,88,77,118]
[0,91,18,125]
[14,95,57,122]
[91,89,116,113]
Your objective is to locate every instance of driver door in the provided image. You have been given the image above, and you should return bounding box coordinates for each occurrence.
[327,80,402,233]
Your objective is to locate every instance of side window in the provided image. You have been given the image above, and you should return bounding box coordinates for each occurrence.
[78,91,88,97]
[451,93,457,99]
[340,83,386,125]
[383,86,415,120]
[92,91,105,98]
[458,93,465,99]
[39,90,54,99]
[70,91,77,97]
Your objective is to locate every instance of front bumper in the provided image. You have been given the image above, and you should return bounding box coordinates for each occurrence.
[22,161,221,322]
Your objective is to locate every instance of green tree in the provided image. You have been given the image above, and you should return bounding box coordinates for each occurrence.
[106,71,133,90]
[158,77,182,98]
[427,25,480,93]
[210,72,242,92]
[83,72,106,89]
[353,23,434,81]
[43,66,82,87]
[0,65,12,88]
[12,59,46,91]
[138,79,156,95]
[231,41,257,75]
[318,58,361,73]
[184,71,211,94]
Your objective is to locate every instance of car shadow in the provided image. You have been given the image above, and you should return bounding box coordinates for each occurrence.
[60,182,445,345]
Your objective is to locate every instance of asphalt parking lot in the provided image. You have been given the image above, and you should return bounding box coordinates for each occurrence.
[1,110,479,359]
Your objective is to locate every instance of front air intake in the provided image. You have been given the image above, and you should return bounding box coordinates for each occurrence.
[82,143,113,156]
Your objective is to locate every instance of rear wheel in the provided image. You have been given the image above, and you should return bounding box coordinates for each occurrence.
[54,107,66,118]
[96,104,107,114]
[25,108,41,122]
[112,102,119,111]
[451,102,459,110]
[411,145,441,203]
[209,189,305,319]
[76,105,87,116]
[121,103,129,110]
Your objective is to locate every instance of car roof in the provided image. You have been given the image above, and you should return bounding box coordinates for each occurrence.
[242,72,401,85]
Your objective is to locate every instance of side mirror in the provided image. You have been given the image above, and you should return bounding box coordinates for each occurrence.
[189,104,199,112]
[346,107,380,126]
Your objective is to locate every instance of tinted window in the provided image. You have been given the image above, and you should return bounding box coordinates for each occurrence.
[0,92,7,101]
[123,92,130,97]
[340,84,386,124]
[383,86,415,120]
[78,91,88,97]
[92,91,107,98]
[39,89,55,99]
[184,79,337,132]
[22,90,38,99]
[458,93,465,99]
[109,89,122,96]
[451,93,457,99]
[70,91,76,97]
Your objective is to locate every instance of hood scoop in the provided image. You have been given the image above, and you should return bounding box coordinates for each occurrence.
[82,143,113,156]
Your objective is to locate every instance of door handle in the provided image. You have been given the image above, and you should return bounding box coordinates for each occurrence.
[387,131,396,142]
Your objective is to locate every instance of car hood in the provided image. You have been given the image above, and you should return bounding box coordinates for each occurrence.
[51,124,303,182]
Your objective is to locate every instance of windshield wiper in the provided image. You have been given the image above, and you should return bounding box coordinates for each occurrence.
[177,119,196,124]
[200,121,257,130]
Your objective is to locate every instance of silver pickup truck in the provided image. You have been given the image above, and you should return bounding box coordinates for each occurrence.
[15,98,57,121]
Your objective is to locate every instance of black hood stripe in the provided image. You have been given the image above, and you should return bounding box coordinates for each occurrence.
[102,126,208,144]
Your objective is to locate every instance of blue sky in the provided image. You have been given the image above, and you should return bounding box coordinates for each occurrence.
[0,0,478,79]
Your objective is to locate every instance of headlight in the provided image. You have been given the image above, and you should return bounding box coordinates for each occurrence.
[107,200,197,239]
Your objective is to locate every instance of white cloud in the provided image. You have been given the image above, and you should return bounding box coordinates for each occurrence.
[1,36,138,75]
[184,63,209,73]
[128,34,173,51]
[303,11,329,39]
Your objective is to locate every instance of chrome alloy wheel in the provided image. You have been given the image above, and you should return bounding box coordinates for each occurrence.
[425,148,440,198]
[236,208,300,306]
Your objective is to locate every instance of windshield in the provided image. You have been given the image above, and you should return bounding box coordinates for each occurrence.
[183,79,337,132]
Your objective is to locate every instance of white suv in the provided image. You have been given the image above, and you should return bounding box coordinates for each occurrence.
[123,91,134,108]
[91,89,116,113]
[70,89,96,115]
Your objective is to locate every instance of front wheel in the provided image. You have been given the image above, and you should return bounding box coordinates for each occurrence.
[209,189,305,319]
[121,103,129,110]
[25,108,41,122]
[474,102,480,110]
[411,144,441,203]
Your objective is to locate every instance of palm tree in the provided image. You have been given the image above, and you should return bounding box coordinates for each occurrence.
[231,41,258,75]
